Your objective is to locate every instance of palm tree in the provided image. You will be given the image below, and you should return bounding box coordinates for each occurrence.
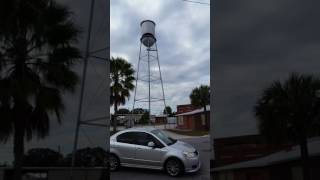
[110,57,135,133]
[0,1,80,180]
[254,73,320,180]
[189,85,210,126]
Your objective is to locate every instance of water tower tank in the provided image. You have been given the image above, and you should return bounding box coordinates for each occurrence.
[140,20,156,47]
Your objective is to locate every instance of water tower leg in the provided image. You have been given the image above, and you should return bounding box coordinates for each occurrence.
[155,42,167,129]
[132,43,142,126]
[147,39,152,127]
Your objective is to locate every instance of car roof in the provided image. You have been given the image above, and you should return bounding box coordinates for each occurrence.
[110,127,160,139]
[124,127,158,132]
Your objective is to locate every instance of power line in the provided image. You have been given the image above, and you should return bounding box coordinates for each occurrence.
[181,0,210,5]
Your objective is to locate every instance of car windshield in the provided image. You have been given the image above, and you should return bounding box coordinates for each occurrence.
[151,129,177,146]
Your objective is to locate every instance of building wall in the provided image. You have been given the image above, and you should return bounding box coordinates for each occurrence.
[214,135,292,167]
[193,112,210,131]
[176,104,197,114]
[176,115,193,129]
[0,170,3,180]
[176,112,210,130]
[214,156,320,180]
[214,167,275,180]
[155,117,167,124]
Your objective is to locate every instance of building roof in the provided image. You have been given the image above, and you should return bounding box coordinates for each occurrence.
[213,136,320,172]
[155,114,168,118]
[177,104,194,107]
[176,105,210,116]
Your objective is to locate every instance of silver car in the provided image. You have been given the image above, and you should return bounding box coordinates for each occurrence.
[109,127,201,176]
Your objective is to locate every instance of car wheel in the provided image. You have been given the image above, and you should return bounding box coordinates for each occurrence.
[109,154,120,171]
[165,158,183,177]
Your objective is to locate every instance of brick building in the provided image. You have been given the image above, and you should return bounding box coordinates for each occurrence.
[176,104,198,114]
[154,115,167,124]
[176,104,210,131]
[213,137,320,180]
[213,135,292,167]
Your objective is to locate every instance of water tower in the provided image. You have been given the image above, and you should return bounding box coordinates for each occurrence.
[132,20,167,125]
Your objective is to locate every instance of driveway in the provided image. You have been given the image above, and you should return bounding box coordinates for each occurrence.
[110,135,211,180]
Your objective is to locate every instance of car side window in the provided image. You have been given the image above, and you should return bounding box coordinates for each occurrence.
[152,136,165,148]
[135,132,153,146]
[135,132,165,148]
[117,132,136,144]
[117,131,165,148]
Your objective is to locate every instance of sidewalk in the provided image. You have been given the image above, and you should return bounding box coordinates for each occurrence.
[162,129,196,139]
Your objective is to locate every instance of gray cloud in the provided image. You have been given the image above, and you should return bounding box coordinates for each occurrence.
[110,0,210,114]
[0,0,210,163]
[213,0,320,138]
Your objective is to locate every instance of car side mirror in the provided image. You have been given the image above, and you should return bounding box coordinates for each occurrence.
[147,141,155,148]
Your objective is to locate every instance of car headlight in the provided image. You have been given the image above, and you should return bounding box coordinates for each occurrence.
[183,151,196,158]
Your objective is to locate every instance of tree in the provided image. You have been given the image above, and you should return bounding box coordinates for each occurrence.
[189,85,210,125]
[117,108,130,114]
[0,1,80,180]
[131,108,146,114]
[139,111,150,124]
[254,73,320,180]
[163,106,173,116]
[24,148,63,167]
[64,147,108,167]
[110,57,135,133]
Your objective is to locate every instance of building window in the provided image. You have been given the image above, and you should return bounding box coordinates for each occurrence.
[178,116,184,125]
[201,114,206,125]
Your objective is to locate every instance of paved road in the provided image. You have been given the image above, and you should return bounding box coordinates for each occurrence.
[110,136,211,180]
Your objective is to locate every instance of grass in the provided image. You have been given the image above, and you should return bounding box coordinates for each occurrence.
[166,129,209,136]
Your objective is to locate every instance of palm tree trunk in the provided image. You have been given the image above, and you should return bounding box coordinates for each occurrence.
[113,102,118,133]
[13,120,25,180]
[300,137,310,180]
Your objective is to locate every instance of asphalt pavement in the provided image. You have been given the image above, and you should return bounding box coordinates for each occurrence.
[110,136,211,180]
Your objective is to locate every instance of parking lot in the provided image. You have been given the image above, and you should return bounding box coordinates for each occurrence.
[110,136,211,180]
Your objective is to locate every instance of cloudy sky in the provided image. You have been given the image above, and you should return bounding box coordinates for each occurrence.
[110,0,210,114]
[0,0,210,164]
[213,0,320,138]
[3,0,320,166]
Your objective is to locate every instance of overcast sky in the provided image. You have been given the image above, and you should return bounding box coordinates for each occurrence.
[0,0,210,164]
[213,0,320,138]
[110,0,210,114]
[3,0,320,165]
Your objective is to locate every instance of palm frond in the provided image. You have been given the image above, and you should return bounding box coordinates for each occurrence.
[110,57,135,107]
[254,73,320,143]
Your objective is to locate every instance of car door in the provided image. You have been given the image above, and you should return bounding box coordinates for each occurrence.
[134,132,167,167]
[116,132,138,165]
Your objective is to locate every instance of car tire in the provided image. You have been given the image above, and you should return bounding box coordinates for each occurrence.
[165,158,183,177]
[109,154,120,171]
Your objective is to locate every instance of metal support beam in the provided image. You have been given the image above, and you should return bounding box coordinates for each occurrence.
[71,0,95,178]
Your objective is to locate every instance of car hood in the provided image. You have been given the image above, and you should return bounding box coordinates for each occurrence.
[169,140,196,153]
